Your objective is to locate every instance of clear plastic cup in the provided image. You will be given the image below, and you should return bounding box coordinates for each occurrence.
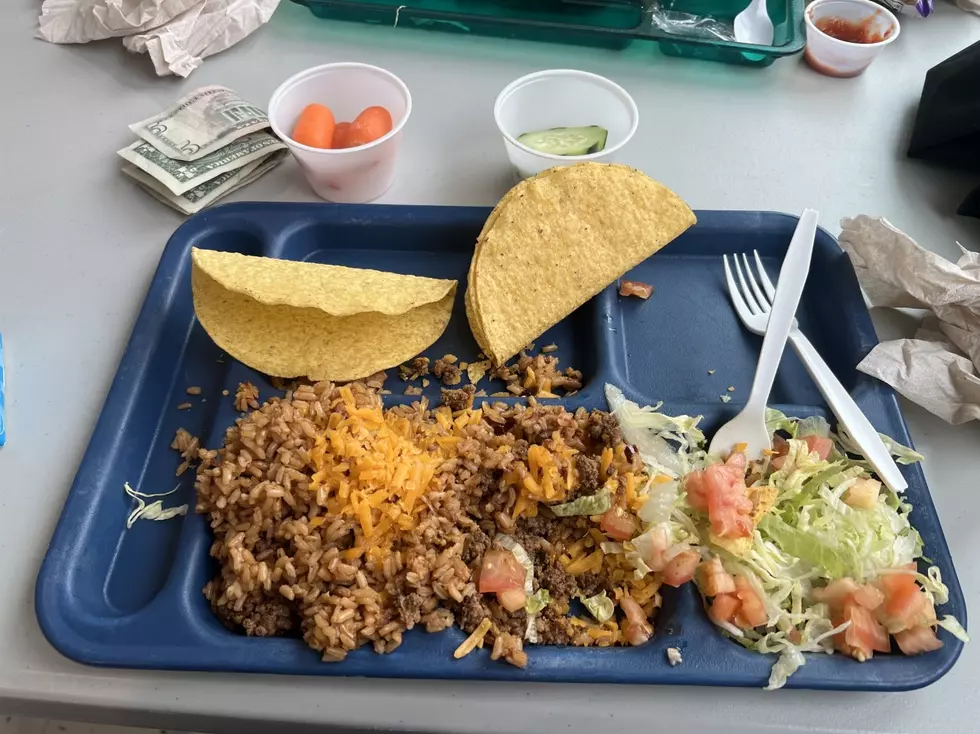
[268,63,412,203]
[493,69,639,181]
[804,0,900,78]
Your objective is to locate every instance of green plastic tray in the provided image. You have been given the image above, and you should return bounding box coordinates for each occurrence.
[291,0,805,67]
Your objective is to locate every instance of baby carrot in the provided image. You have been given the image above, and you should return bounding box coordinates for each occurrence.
[347,106,393,147]
[291,103,335,149]
[332,121,354,149]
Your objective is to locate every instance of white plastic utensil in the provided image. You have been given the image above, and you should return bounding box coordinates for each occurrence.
[733,0,775,46]
[725,249,908,492]
[710,209,819,459]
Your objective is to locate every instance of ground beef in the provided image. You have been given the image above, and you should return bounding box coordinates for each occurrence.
[512,439,529,461]
[441,385,475,412]
[395,591,423,629]
[537,557,578,601]
[571,454,601,500]
[457,593,493,633]
[399,357,430,380]
[535,606,572,645]
[462,526,491,566]
[212,592,295,637]
[587,410,622,451]
[432,358,462,385]
[576,572,606,598]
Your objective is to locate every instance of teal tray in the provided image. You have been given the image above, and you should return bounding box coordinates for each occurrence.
[291,0,805,67]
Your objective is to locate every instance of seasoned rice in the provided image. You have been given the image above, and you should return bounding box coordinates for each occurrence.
[191,379,659,665]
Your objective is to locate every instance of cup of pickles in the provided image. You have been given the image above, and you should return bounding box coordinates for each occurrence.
[493,69,639,180]
[269,63,412,203]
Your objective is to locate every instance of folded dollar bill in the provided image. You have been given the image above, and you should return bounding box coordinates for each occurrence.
[118,86,286,214]
[129,85,272,161]
[122,150,286,215]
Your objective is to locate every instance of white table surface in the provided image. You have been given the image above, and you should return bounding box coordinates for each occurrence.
[2,1,980,732]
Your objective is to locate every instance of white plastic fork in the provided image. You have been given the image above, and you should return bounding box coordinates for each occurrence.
[710,209,819,460]
[724,248,908,492]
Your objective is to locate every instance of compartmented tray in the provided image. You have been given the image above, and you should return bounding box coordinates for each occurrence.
[35,203,965,689]
[291,0,806,67]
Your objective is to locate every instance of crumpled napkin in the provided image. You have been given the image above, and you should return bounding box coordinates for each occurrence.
[839,215,980,424]
[37,0,280,77]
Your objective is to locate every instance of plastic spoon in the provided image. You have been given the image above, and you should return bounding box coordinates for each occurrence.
[733,0,774,45]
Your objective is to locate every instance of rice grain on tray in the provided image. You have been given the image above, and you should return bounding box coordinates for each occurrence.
[192,381,658,665]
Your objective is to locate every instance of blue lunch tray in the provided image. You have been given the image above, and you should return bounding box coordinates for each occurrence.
[35,203,966,689]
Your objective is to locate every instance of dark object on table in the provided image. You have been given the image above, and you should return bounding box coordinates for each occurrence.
[907,40,980,217]
[958,184,980,218]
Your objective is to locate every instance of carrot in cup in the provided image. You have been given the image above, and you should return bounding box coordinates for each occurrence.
[347,106,394,148]
[292,103,336,149]
[332,121,354,149]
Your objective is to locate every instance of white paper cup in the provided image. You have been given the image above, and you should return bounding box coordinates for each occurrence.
[268,63,412,203]
[804,0,900,78]
[493,69,639,181]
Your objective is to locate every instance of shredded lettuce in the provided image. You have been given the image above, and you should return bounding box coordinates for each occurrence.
[605,384,705,477]
[765,408,798,437]
[836,426,924,466]
[765,646,805,691]
[673,408,960,690]
[525,589,551,616]
[938,615,970,643]
[124,482,188,529]
[549,487,612,517]
[580,591,614,623]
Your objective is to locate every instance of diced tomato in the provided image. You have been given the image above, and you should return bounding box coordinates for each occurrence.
[478,549,526,593]
[844,477,881,509]
[803,434,834,460]
[894,626,944,655]
[842,603,891,660]
[699,557,736,596]
[621,595,653,646]
[683,453,753,538]
[852,584,885,611]
[662,550,700,587]
[812,578,860,610]
[876,569,935,633]
[813,578,885,613]
[709,593,740,625]
[497,588,527,612]
[733,575,767,628]
[684,470,709,512]
[619,280,654,299]
[639,525,670,571]
[600,507,638,541]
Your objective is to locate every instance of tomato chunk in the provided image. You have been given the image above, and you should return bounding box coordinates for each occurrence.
[619,280,654,299]
[803,434,834,460]
[621,595,653,646]
[699,557,736,596]
[497,588,527,612]
[876,569,935,633]
[662,550,700,588]
[600,507,638,541]
[709,593,740,625]
[894,626,944,655]
[841,603,891,660]
[478,549,526,593]
[734,575,767,628]
[683,453,753,538]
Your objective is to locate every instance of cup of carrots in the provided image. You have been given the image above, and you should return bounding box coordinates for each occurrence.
[269,63,412,204]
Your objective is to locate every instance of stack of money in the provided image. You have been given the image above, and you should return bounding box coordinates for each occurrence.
[118,86,287,215]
